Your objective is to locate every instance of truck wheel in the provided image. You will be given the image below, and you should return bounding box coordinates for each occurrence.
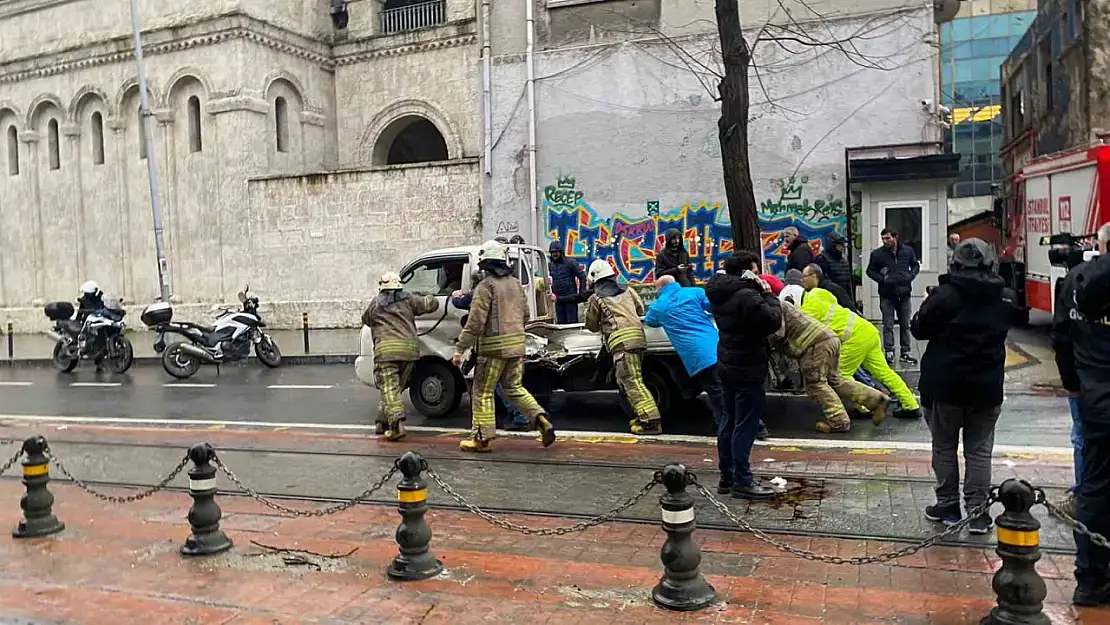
[408,361,462,419]
[620,366,674,419]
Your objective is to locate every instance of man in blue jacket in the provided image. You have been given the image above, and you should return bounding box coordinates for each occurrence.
[548,241,587,324]
[644,274,768,438]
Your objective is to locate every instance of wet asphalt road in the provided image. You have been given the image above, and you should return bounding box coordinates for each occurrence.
[0,363,1072,446]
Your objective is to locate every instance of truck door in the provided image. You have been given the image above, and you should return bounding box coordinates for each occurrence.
[507,246,554,322]
[398,254,470,354]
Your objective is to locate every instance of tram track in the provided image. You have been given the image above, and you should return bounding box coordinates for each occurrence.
[4,436,1072,489]
[0,473,1076,556]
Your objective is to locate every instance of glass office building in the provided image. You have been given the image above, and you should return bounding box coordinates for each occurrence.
[940,9,1035,198]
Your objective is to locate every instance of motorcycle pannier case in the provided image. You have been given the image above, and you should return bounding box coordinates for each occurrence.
[140,302,173,326]
[44,301,75,321]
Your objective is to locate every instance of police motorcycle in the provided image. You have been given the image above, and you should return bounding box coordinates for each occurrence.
[140,284,282,379]
[43,282,134,374]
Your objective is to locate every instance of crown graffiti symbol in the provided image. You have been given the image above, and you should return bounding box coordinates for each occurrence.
[778,176,806,201]
[556,174,576,189]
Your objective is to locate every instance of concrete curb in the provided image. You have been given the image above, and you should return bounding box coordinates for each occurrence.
[0,354,358,368]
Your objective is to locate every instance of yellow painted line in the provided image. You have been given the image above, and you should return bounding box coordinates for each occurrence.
[273,427,289,432]
[569,435,639,445]
[207,425,226,431]
[398,488,427,503]
[1005,345,1030,369]
[22,463,48,477]
[997,527,1038,547]
[770,446,802,452]
[850,448,894,455]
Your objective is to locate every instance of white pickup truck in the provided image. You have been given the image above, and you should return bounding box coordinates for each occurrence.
[355,243,705,421]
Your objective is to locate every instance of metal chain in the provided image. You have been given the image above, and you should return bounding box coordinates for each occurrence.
[46,448,190,505]
[214,456,398,517]
[426,467,661,536]
[1038,490,1110,550]
[0,447,24,478]
[695,483,996,566]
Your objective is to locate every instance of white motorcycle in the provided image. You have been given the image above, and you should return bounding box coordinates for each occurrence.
[44,298,134,374]
[141,285,282,379]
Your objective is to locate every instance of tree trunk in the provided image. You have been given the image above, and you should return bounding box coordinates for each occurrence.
[715,0,761,255]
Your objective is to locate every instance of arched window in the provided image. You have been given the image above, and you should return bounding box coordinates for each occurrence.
[90,112,105,165]
[6,125,17,175]
[373,115,449,166]
[47,119,60,170]
[138,107,147,160]
[275,96,288,153]
[187,96,202,153]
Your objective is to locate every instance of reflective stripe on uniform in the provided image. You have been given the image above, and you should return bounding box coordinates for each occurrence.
[478,332,526,354]
[789,322,826,354]
[607,327,646,351]
[374,339,418,360]
[843,312,857,342]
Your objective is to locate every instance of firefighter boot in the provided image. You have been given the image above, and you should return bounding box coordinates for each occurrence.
[870,396,892,426]
[383,418,407,442]
[460,428,494,453]
[374,421,387,436]
[536,415,557,447]
[629,418,662,435]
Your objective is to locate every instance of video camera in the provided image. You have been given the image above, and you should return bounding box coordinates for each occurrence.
[1041,232,1100,270]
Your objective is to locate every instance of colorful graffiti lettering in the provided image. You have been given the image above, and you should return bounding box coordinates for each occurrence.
[543,174,847,282]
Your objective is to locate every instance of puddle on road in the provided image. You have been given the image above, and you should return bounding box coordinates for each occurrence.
[756,477,826,520]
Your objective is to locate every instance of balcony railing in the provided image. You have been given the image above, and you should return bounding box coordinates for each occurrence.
[380,0,447,35]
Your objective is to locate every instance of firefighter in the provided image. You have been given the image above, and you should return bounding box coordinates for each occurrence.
[361,271,440,441]
[773,298,891,433]
[584,259,662,435]
[451,240,557,452]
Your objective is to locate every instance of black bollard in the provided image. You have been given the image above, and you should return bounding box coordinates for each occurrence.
[387,451,443,581]
[6,322,12,360]
[181,443,233,557]
[12,436,65,538]
[652,464,716,611]
[302,312,310,354]
[981,479,1050,625]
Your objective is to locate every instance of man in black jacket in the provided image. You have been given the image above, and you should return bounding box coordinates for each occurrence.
[783,227,813,273]
[705,251,783,500]
[911,238,1013,535]
[547,241,587,324]
[655,228,692,286]
[868,229,920,365]
[814,231,854,296]
[1053,223,1110,607]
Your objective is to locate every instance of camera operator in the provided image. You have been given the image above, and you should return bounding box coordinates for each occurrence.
[1052,222,1110,607]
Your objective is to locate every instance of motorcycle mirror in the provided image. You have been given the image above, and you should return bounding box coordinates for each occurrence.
[237,292,246,303]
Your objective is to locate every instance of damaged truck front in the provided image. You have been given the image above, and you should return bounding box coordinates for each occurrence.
[355,244,695,422]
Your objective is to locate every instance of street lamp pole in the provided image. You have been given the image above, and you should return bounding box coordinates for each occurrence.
[128,0,171,303]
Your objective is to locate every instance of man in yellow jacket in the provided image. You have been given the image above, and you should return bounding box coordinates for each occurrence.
[799,287,922,419]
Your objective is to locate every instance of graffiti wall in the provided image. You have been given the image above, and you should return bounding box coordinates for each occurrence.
[543,174,848,282]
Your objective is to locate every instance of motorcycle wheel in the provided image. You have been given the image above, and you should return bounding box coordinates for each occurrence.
[162,342,202,379]
[107,336,135,374]
[52,340,79,373]
[255,336,282,368]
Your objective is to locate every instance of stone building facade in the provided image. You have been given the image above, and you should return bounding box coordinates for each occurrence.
[0,0,482,329]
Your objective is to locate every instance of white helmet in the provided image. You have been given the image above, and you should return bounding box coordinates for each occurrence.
[477,239,508,264]
[378,272,403,291]
[779,284,805,306]
[587,259,615,283]
[80,281,100,296]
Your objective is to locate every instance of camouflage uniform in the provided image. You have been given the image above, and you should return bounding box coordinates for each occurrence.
[774,301,888,432]
[362,291,439,439]
[456,272,553,449]
[585,284,662,432]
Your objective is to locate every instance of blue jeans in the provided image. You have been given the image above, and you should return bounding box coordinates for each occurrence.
[496,384,526,422]
[1070,396,1083,491]
[555,302,579,324]
[718,379,766,487]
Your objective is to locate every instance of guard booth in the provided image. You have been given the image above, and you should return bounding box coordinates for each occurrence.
[845,142,962,321]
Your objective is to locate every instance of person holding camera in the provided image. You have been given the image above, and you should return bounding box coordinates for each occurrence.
[911,238,1014,535]
[1053,223,1110,607]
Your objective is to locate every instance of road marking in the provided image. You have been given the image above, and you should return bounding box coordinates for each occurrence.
[68,382,122,388]
[163,383,217,388]
[0,381,32,386]
[0,414,1075,457]
[266,384,334,390]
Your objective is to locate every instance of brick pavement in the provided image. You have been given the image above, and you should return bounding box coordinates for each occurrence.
[0,479,1104,624]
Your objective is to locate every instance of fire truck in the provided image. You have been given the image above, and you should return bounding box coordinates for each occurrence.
[1001,142,1110,321]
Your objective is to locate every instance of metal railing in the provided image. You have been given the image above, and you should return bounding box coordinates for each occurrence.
[380,0,446,34]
